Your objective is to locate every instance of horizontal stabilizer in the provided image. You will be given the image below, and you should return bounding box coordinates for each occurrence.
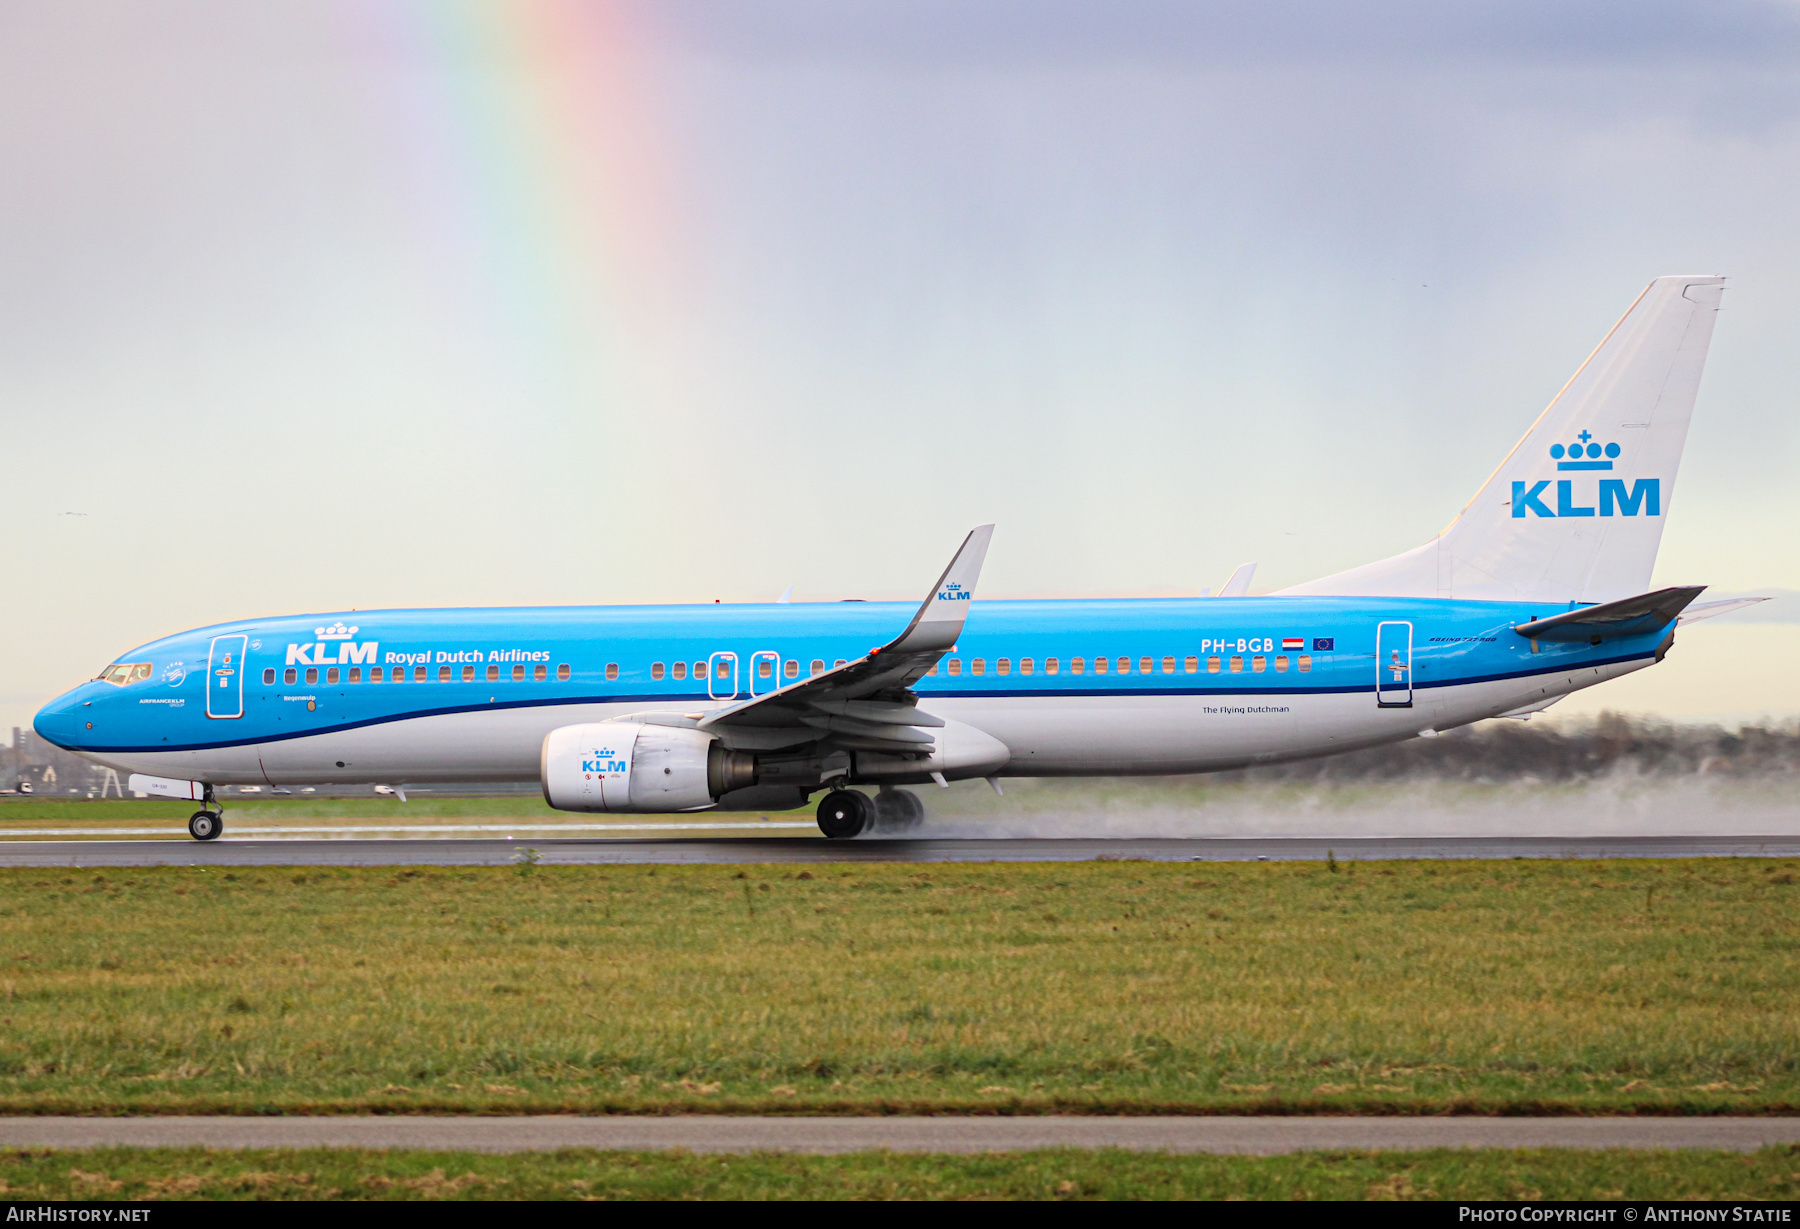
[1513,585,1705,643]
[1678,597,1770,626]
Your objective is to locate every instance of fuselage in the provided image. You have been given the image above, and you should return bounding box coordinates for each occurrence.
[34,595,1662,789]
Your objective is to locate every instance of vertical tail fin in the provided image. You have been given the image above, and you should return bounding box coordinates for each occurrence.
[1278,275,1725,603]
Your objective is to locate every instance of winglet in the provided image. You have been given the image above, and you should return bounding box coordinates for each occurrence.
[881,525,995,655]
[1216,563,1257,597]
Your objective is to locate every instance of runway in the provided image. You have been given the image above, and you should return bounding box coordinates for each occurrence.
[1,1115,1796,1154]
[0,834,1796,867]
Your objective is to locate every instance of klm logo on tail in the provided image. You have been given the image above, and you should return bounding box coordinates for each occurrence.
[939,582,971,602]
[1512,431,1659,519]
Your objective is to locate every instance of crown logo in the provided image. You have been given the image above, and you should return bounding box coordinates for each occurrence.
[1550,430,1620,471]
[594,747,616,758]
[315,621,359,640]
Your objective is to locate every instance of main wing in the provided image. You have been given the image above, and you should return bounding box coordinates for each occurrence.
[694,525,994,755]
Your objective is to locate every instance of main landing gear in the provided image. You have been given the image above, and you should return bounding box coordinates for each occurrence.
[815,787,925,838]
[188,785,223,842]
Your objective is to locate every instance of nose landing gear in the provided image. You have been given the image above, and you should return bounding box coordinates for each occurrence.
[188,785,223,841]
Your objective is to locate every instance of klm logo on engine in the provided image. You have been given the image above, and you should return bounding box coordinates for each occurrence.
[582,747,627,774]
[1512,431,1659,519]
[286,622,379,667]
[939,582,971,602]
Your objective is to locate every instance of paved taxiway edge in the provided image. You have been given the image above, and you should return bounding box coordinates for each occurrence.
[1,1116,1798,1154]
[0,835,1797,867]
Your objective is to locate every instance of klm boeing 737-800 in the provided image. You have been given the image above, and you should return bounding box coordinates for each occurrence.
[34,276,1762,840]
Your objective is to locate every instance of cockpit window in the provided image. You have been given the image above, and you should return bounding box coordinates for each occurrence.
[97,662,153,686]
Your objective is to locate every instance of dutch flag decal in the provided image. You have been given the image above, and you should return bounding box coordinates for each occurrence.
[1282,637,1305,651]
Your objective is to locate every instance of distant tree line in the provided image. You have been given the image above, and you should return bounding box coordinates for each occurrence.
[1217,713,1800,783]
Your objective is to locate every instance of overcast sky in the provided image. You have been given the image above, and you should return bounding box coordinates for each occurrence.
[3,0,1798,732]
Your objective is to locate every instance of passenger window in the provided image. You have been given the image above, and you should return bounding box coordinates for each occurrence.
[462,665,475,682]
[1275,655,1289,673]
[513,664,525,681]
[996,659,1011,676]
[834,659,848,668]
[1162,656,1175,674]
[414,666,427,682]
[785,659,799,678]
[695,661,707,679]
[1118,657,1132,674]
[1140,657,1154,675]
[1207,656,1221,673]
[263,668,275,685]
[758,659,772,679]
[284,668,297,685]
[971,659,986,676]
[349,667,361,683]
[652,662,666,680]
[1046,658,1060,675]
[306,668,319,685]
[1229,656,1243,673]
[1297,655,1312,673]
[946,659,962,677]
[438,665,451,682]
[487,664,500,682]
[601,664,614,681]
[1252,655,1266,673]
[927,663,937,676]
[810,660,824,676]
[672,661,686,680]
[1093,656,1107,674]
[327,667,340,684]
[1020,658,1034,675]
[1070,657,1084,674]
[1184,656,1197,674]
[557,664,570,680]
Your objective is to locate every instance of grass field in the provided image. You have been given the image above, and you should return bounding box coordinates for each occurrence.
[4,1146,1800,1200]
[0,858,1796,1114]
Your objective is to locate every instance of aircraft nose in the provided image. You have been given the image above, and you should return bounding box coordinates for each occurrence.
[33,688,94,750]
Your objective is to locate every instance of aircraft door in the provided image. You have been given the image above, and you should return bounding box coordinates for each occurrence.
[749,650,781,696]
[207,634,247,719]
[1375,621,1413,708]
[707,651,738,701]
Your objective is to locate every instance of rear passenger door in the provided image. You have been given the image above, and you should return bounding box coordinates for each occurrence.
[1375,621,1413,708]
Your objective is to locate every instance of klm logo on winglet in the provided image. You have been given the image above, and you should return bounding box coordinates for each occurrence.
[938,582,971,602]
[1512,430,1659,519]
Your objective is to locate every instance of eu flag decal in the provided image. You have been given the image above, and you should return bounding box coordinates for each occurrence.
[1312,637,1335,651]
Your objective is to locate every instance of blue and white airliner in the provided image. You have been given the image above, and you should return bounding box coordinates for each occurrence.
[34,276,1761,840]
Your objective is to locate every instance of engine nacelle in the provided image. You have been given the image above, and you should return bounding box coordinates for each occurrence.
[540,722,754,813]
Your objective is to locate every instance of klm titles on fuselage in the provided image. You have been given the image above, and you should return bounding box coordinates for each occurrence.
[285,624,553,668]
[1511,431,1660,519]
